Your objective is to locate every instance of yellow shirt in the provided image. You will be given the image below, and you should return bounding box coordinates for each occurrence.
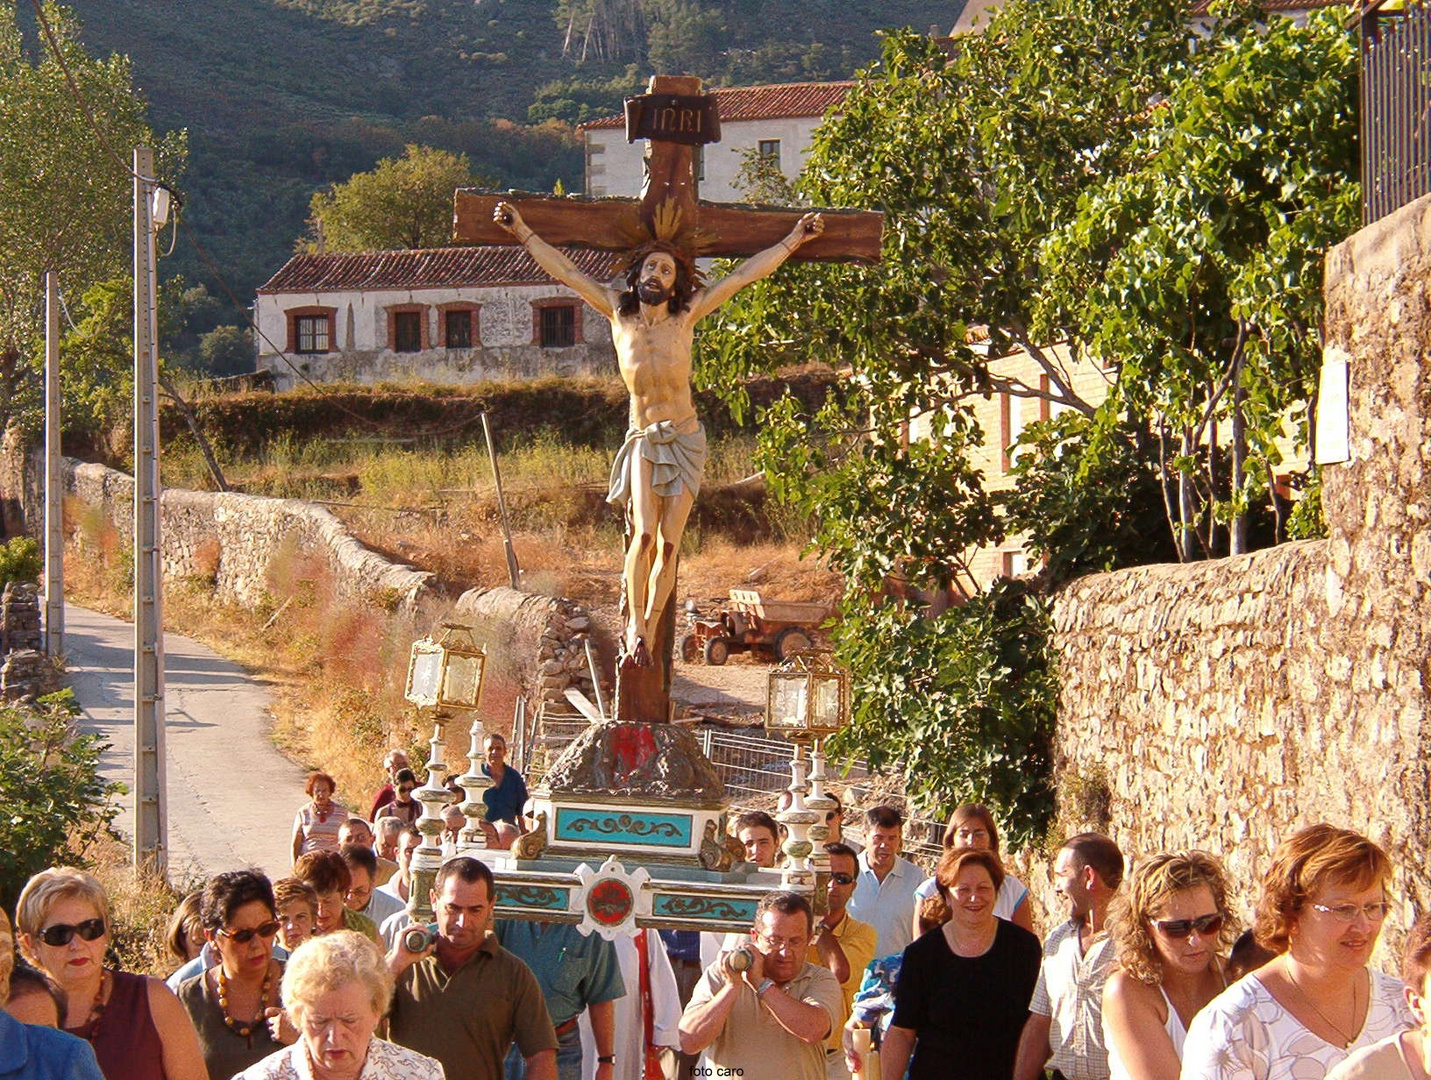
[806,911,878,1052]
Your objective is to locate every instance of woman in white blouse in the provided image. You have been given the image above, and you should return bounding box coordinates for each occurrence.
[236,931,443,1080]
[1180,825,1414,1080]
[1103,851,1234,1080]
[911,804,1033,938]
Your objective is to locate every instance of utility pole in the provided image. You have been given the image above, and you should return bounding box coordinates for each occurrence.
[43,271,64,656]
[133,146,167,878]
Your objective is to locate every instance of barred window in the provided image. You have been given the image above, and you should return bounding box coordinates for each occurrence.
[539,305,576,348]
[295,315,329,354]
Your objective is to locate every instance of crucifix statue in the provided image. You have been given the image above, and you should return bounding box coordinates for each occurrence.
[455,75,882,725]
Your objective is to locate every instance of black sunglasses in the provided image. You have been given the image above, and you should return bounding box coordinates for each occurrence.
[38,918,106,946]
[219,920,281,944]
[830,872,855,886]
[1152,913,1224,939]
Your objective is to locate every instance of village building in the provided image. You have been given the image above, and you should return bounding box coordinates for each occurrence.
[578,81,853,200]
[253,246,620,390]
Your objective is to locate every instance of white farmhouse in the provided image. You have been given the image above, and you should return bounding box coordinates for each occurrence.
[578,81,853,201]
[253,246,620,390]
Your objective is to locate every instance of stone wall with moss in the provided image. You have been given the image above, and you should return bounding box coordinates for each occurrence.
[1047,195,1431,948]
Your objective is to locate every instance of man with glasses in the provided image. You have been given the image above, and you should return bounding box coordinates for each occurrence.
[1013,832,1124,1080]
[679,891,842,1080]
[807,843,876,1080]
[340,817,398,886]
[341,843,406,928]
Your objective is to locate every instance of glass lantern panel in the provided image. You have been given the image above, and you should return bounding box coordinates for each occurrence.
[441,653,485,708]
[408,649,443,706]
[769,675,809,730]
[813,675,842,728]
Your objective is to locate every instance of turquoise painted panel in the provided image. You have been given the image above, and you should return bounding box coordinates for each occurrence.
[554,808,693,848]
[495,884,571,911]
[652,894,759,922]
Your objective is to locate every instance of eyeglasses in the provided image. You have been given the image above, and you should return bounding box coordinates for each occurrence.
[1151,913,1224,939]
[219,921,281,944]
[1311,901,1391,924]
[830,873,855,886]
[755,933,807,954]
[825,811,842,822]
[37,918,106,946]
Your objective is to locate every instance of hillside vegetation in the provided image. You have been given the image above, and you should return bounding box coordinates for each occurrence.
[27,0,959,324]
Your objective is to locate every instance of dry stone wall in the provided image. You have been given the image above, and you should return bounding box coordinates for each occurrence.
[1050,195,1431,942]
[47,458,597,714]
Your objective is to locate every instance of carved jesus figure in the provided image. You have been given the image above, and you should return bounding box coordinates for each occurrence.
[495,201,825,665]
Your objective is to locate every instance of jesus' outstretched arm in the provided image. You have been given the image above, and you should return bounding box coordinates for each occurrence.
[688,211,825,321]
[494,202,617,319]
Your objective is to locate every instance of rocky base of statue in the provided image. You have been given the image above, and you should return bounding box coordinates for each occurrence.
[540,719,726,804]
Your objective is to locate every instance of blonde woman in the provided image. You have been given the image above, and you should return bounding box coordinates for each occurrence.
[1103,851,1235,1080]
[16,867,206,1080]
[235,931,444,1080]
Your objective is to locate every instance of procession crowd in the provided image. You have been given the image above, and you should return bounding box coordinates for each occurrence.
[1,738,1425,1080]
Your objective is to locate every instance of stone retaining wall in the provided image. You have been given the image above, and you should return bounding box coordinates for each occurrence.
[45,458,597,714]
[1049,195,1431,941]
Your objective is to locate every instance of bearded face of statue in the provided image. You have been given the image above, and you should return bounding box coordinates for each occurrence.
[637,251,678,307]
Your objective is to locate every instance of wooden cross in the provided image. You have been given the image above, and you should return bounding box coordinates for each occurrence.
[454,74,882,262]
[454,75,882,726]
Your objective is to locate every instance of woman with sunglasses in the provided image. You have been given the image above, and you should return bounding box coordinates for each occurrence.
[16,867,206,1080]
[176,870,296,1080]
[1103,851,1234,1080]
[1181,825,1414,1080]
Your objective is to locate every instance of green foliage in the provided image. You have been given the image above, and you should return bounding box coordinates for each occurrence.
[0,1,183,437]
[304,144,491,252]
[1286,469,1326,540]
[197,325,254,376]
[829,580,1057,848]
[1001,413,1178,583]
[1039,8,1358,554]
[0,536,42,587]
[733,147,800,206]
[0,690,121,912]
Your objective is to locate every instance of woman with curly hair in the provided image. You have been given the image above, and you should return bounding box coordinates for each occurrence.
[1103,851,1235,1079]
[1180,824,1414,1080]
[290,772,347,863]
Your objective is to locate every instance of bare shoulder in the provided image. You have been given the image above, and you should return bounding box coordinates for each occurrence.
[1104,970,1167,1021]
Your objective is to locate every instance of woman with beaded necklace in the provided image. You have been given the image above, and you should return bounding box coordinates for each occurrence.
[176,870,296,1079]
[16,867,206,1080]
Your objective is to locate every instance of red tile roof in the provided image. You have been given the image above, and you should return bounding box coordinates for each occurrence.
[257,246,621,294]
[578,81,853,133]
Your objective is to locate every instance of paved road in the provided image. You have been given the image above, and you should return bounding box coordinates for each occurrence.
[64,603,305,884]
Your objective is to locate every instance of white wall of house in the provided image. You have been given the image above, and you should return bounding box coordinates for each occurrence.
[253,281,616,390]
[585,115,828,201]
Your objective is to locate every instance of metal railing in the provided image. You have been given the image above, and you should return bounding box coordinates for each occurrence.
[1362,0,1431,224]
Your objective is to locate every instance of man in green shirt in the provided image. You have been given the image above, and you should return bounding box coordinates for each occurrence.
[387,857,558,1080]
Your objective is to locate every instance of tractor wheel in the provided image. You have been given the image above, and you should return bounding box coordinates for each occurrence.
[704,637,730,666]
[680,633,701,664]
[775,627,814,661]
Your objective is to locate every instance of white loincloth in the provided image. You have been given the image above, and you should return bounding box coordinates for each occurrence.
[606,415,708,508]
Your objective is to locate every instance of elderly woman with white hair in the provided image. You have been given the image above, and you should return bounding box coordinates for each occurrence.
[235,930,443,1080]
[16,867,206,1080]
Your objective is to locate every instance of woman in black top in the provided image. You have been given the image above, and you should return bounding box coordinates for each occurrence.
[882,847,1042,1080]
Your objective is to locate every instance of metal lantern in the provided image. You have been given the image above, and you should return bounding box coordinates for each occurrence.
[766,649,849,740]
[405,623,487,711]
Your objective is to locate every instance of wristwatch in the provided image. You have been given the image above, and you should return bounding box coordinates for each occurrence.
[755,977,775,998]
[597,1056,617,1065]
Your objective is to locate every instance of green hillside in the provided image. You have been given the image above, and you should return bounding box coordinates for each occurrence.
[25,0,960,330]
